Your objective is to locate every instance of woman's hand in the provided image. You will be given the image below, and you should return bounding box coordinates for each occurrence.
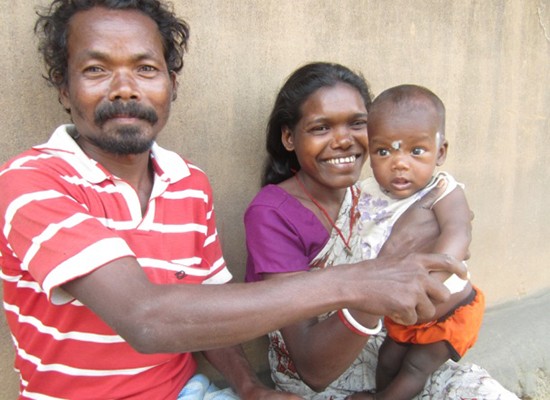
[379,181,447,258]
[379,180,474,259]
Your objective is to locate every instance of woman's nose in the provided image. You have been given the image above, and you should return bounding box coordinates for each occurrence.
[331,127,353,149]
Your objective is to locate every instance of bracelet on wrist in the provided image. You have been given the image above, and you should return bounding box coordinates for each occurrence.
[337,308,382,336]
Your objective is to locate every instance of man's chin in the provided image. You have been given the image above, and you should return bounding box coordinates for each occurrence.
[92,137,154,155]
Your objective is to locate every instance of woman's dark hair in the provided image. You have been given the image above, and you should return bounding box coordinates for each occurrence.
[262,62,372,186]
[34,0,190,89]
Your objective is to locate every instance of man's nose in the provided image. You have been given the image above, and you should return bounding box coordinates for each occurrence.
[108,70,140,101]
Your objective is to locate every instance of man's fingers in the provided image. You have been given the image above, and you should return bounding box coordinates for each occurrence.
[414,291,438,322]
[416,178,448,210]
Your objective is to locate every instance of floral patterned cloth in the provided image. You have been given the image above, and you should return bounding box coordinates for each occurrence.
[267,184,519,399]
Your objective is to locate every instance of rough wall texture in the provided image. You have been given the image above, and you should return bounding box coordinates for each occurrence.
[1,1,548,399]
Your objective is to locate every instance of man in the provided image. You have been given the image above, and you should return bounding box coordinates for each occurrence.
[0,1,464,399]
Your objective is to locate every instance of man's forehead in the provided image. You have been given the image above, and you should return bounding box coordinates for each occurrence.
[67,7,161,41]
[66,7,164,58]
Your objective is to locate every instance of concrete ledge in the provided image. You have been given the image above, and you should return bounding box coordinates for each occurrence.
[463,289,550,400]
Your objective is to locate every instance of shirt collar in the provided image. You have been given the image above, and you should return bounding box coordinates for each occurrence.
[34,124,191,184]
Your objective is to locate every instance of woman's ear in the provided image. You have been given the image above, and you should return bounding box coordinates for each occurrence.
[281,126,295,151]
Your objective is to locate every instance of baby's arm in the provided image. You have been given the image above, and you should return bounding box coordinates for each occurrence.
[431,185,471,262]
[423,185,473,321]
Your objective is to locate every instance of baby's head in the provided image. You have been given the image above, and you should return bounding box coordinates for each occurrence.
[367,84,448,199]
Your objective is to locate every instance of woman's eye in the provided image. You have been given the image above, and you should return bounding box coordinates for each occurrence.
[351,120,367,130]
[310,125,328,134]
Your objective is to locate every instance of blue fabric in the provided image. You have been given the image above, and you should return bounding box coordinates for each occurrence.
[177,374,240,400]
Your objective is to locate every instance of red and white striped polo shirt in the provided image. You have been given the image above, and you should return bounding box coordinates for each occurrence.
[0,125,232,399]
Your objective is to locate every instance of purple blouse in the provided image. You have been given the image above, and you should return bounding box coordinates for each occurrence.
[244,185,330,282]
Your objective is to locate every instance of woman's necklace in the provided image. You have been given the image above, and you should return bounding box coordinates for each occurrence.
[293,174,358,255]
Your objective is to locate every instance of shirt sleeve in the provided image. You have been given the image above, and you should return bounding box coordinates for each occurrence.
[199,177,232,285]
[0,167,134,304]
[245,203,311,277]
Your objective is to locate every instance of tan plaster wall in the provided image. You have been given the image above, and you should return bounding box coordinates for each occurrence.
[1,1,548,397]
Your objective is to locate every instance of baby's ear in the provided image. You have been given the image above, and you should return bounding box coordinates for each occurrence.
[436,139,448,166]
[281,126,294,151]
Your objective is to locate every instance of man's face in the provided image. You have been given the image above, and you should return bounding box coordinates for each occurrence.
[59,7,177,156]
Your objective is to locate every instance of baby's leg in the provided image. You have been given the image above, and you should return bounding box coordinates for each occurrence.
[376,337,410,391]
[375,341,452,400]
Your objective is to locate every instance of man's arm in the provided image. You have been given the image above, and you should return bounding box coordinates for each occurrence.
[62,252,465,354]
[202,346,303,399]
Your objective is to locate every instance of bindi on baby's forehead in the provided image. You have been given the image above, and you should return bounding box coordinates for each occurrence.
[391,140,401,150]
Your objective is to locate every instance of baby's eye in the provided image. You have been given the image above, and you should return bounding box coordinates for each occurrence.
[411,147,426,156]
[376,148,390,156]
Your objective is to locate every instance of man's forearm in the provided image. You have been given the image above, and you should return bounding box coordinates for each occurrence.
[63,254,465,354]
[201,346,263,397]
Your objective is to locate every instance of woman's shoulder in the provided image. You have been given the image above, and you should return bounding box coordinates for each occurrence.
[247,184,303,211]
[245,184,320,230]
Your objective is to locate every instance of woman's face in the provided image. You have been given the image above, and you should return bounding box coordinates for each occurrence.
[282,82,369,193]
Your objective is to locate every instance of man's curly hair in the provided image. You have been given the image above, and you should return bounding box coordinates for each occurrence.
[34,0,190,89]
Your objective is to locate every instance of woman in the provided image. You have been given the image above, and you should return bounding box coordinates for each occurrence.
[244,62,518,399]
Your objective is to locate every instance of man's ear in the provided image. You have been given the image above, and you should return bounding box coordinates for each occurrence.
[170,71,178,101]
[59,85,71,114]
[281,126,294,151]
[436,139,448,166]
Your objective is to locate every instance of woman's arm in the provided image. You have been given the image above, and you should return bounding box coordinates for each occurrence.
[262,271,377,392]
[378,184,444,258]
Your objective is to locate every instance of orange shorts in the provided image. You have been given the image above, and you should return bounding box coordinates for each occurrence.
[384,286,485,361]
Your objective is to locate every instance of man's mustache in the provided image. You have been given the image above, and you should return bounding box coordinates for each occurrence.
[94,101,159,126]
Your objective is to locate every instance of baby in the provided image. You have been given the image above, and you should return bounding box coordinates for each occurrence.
[356,84,484,400]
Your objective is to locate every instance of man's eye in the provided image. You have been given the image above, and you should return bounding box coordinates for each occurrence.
[83,66,104,74]
[139,65,158,74]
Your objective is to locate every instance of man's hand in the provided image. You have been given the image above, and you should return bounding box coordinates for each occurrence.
[241,386,304,400]
[346,252,467,326]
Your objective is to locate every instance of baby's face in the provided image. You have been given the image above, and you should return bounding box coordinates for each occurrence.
[368,109,447,199]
